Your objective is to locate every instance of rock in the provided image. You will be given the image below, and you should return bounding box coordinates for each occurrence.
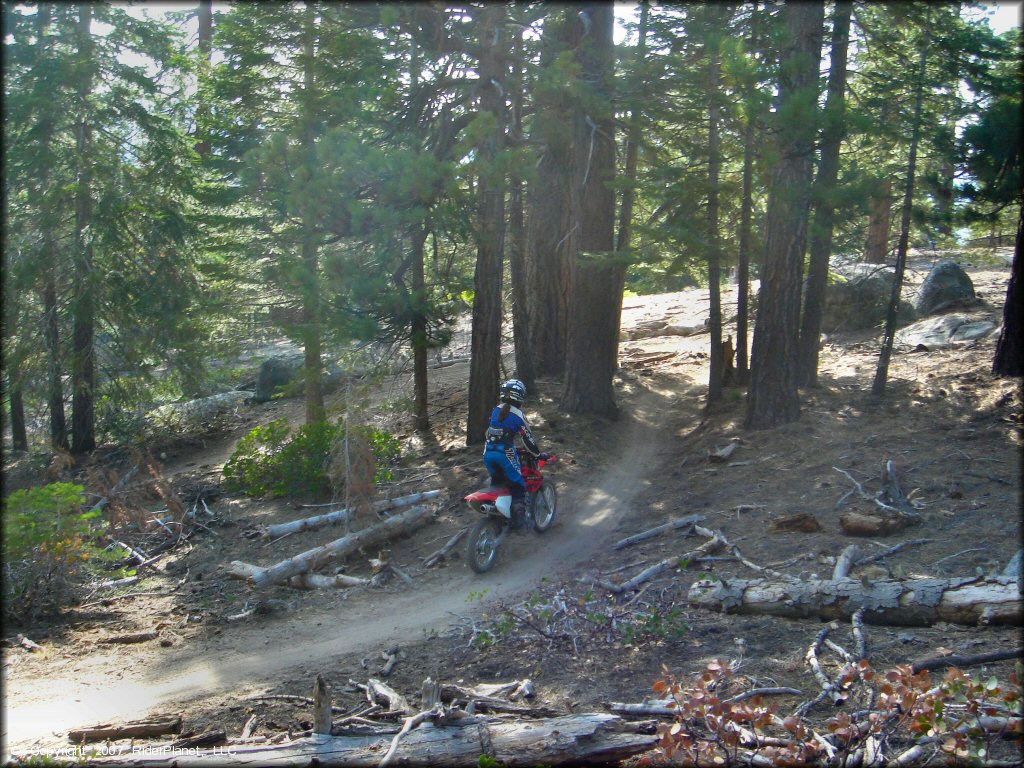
[895,315,996,350]
[148,391,251,429]
[914,261,977,316]
[821,269,916,332]
[253,354,347,403]
[254,354,305,403]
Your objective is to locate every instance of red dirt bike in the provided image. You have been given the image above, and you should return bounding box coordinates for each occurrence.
[464,451,558,573]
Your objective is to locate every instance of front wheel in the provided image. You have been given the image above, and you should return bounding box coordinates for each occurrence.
[467,517,503,573]
[530,482,557,533]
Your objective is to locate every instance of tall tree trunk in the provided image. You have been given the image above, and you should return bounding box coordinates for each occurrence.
[44,278,67,449]
[508,27,534,393]
[744,1,824,431]
[615,1,648,282]
[864,178,893,264]
[466,5,506,446]
[562,3,619,417]
[411,224,430,431]
[194,0,213,157]
[300,4,324,424]
[736,1,763,384]
[992,205,1023,377]
[32,3,68,450]
[524,10,578,380]
[71,4,96,454]
[706,8,725,407]
[797,1,851,388]
[7,372,28,452]
[872,9,933,396]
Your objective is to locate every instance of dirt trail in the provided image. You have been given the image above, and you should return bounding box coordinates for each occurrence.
[3,369,694,755]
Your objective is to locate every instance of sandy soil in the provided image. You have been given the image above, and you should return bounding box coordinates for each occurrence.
[2,251,1020,763]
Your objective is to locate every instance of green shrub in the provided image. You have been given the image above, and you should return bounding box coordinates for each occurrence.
[223,419,401,499]
[2,483,117,624]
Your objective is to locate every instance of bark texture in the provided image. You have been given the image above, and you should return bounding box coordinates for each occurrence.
[744,1,824,430]
[561,3,621,418]
[88,713,655,767]
[689,575,1021,627]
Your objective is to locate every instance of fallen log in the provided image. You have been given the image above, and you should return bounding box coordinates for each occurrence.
[234,504,434,589]
[612,514,705,550]
[83,713,656,766]
[265,490,443,539]
[68,714,182,743]
[688,575,1022,627]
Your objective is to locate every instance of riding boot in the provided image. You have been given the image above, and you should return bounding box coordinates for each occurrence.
[510,497,528,532]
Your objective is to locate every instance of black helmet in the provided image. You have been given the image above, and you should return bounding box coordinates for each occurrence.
[499,378,526,406]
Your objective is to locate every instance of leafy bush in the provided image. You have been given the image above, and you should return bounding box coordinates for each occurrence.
[2,483,117,624]
[223,419,401,499]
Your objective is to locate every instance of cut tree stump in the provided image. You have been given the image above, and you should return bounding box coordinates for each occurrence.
[68,714,183,743]
[83,713,655,766]
[231,504,434,589]
[688,575,1022,626]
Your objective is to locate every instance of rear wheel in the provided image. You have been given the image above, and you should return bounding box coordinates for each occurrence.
[467,518,503,573]
[530,482,557,533]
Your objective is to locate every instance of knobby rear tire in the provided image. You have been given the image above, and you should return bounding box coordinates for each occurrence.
[467,517,503,573]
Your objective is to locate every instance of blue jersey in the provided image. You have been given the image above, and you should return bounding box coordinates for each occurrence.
[483,405,540,456]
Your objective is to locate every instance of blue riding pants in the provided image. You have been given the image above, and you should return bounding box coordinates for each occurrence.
[483,448,526,499]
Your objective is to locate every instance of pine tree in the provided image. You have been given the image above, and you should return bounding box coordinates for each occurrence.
[561,3,620,417]
[745,1,823,430]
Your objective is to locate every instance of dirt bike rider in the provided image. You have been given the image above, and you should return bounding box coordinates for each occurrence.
[482,379,548,530]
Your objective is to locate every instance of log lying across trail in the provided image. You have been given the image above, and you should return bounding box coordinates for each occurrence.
[87,713,656,767]
[265,490,444,540]
[688,574,1022,626]
[229,504,433,589]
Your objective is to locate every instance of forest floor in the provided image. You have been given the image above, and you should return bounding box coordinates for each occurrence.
[2,249,1021,764]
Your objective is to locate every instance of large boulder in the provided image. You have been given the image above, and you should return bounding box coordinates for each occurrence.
[895,314,997,350]
[820,268,916,332]
[254,354,305,403]
[914,261,977,316]
[254,354,344,403]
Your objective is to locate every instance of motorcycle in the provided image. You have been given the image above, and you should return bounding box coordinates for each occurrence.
[464,451,558,573]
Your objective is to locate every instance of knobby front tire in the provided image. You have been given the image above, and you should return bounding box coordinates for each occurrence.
[531,482,557,533]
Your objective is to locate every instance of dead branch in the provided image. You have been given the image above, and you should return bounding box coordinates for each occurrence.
[423,526,468,567]
[366,678,411,714]
[379,703,444,768]
[854,538,932,567]
[68,714,182,743]
[833,545,861,580]
[597,531,725,594]
[97,630,158,645]
[612,514,705,550]
[169,729,226,748]
[246,693,347,714]
[805,627,846,707]
[910,648,1022,674]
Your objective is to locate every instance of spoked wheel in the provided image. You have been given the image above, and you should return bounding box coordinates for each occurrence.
[467,517,503,573]
[530,482,557,533]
